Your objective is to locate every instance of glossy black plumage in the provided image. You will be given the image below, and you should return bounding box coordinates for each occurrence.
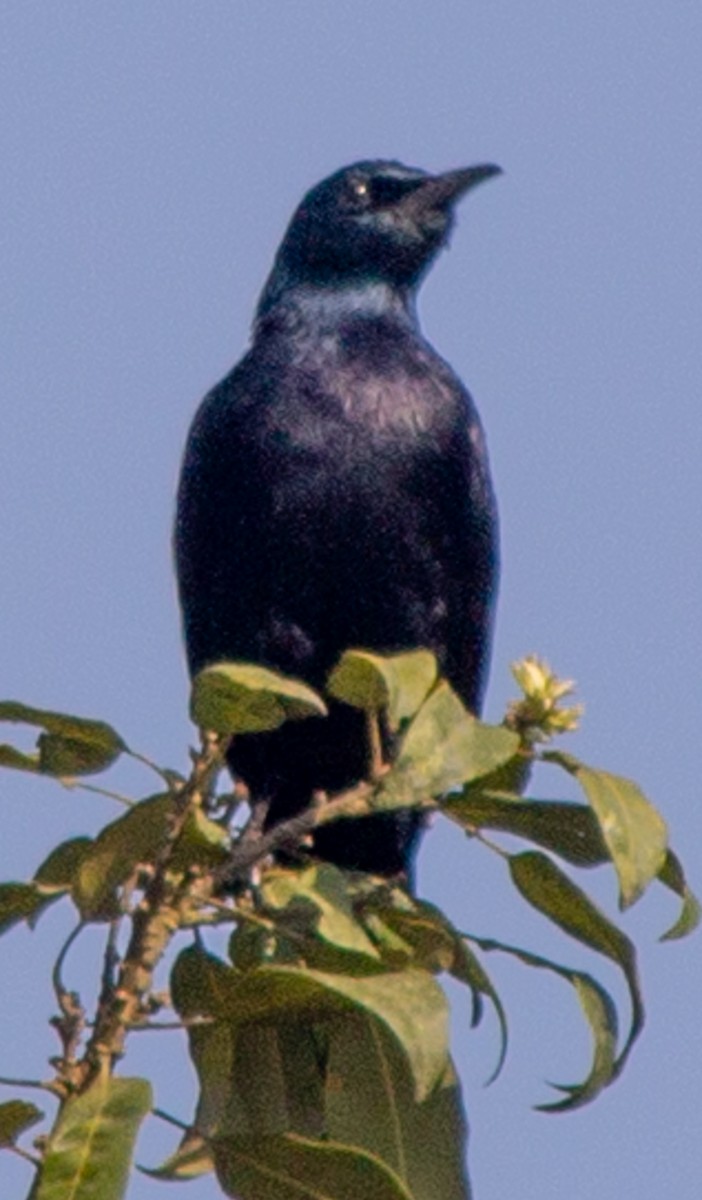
[175,160,500,876]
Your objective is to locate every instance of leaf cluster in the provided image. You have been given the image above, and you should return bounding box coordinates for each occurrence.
[0,651,697,1198]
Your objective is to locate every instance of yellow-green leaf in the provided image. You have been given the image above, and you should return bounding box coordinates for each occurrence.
[31,1076,151,1200]
[0,1099,44,1147]
[508,851,643,1072]
[380,682,519,807]
[191,663,326,734]
[212,1132,414,1200]
[171,947,449,1101]
[445,792,609,867]
[260,865,380,961]
[74,794,173,919]
[140,1132,213,1180]
[0,701,125,777]
[0,882,51,937]
[657,850,702,941]
[34,837,94,891]
[327,650,438,727]
[546,752,668,908]
[325,1017,470,1200]
[469,935,618,1111]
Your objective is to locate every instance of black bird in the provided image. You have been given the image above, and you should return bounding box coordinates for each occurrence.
[176,160,500,877]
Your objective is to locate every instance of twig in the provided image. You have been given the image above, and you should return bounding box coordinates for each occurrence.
[366,710,385,781]
[51,922,84,1008]
[152,1107,190,1132]
[75,732,228,1088]
[9,1145,41,1168]
[127,1017,214,1033]
[0,1075,51,1092]
[214,781,374,887]
[60,780,134,807]
[125,747,183,786]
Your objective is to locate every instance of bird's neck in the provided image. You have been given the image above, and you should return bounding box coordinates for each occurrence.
[254,276,419,337]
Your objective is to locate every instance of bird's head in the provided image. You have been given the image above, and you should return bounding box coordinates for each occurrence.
[258,160,502,313]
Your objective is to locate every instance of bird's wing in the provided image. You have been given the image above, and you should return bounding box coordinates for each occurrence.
[175,359,275,677]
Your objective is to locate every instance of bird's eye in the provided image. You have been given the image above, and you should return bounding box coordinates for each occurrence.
[349,179,370,203]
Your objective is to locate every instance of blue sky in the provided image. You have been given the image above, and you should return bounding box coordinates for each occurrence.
[1,4,700,1197]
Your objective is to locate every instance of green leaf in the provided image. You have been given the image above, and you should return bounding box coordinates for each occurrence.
[172,946,449,1101]
[357,893,507,1082]
[444,792,609,867]
[73,794,173,919]
[0,882,52,937]
[34,837,94,890]
[0,1099,44,1147]
[657,850,702,941]
[191,662,326,735]
[0,701,125,777]
[508,851,643,1072]
[182,999,328,1143]
[542,974,618,1112]
[212,1132,414,1200]
[30,1076,151,1200]
[260,865,381,962]
[187,1021,239,1138]
[325,1017,470,1200]
[327,650,438,727]
[460,751,533,799]
[362,900,457,974]
[0,840,95,938]
[0,744,38,772]
[546,752,668,908]
[469,935,618,1111]
[140,1132,213,1180]
[449,936,508,1083]
[379,682,519,808]
[169,808,231,872]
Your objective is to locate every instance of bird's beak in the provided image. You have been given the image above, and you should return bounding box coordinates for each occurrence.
[400,164,502,218]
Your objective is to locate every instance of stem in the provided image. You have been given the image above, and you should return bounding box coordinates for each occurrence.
[51,922,84,1006]
[152,1107,190,1132]
[366,710,384,781]
[60,780,134,807]
[10,1145,41,1168]
[76,733,227,1088]
[0,1075,50,1092]
[124,747,182,785]
[214,781,374,887]
[461,824,511,860]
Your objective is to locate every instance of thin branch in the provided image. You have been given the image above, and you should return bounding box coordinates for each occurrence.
[127,1017,214,1032]
[461,824,511,860]
[99,919,122,999]
[214,781,374,887]
[60,780,134,808]
[9,1145,41,1168]
[366,710,385,781]
[152,1107,190,1132]
[51,922,84,1007]
[76,732,228,1088]
[0,1075,51,1092]
[124,747,183,786]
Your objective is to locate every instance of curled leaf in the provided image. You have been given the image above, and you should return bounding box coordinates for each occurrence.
[0,700,125,777]
[508,850,643,1074]
[327,650,438,728]
[546,752,668,909]
[191,663,326,734]
[469,935,618,1111]
[657,850,702,941]
[0,1099,44,1147]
